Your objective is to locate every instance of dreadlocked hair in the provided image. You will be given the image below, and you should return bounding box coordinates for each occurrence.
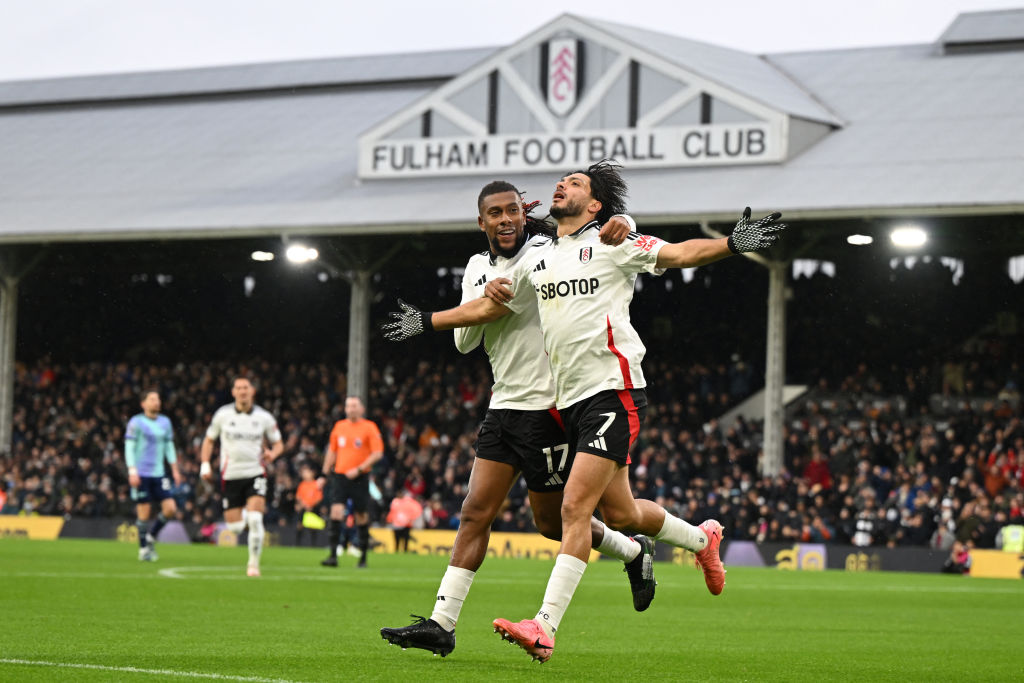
[523,199,555,238]
[478,180,555,238]
[571,158,628,225]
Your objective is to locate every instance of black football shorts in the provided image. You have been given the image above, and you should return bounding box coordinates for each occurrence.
[475,408,572,492]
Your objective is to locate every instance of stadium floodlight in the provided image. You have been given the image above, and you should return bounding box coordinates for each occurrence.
[890,226,927,248]
[250,251,275,262]
[285,245,319,263]
[847,234,873,246]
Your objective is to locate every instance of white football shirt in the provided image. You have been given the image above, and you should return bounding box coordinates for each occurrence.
[505,221,665,409]
[455,235,557,410]
[205,404,282,480]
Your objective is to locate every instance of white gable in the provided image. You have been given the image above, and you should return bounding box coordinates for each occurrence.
[359,14,810,178]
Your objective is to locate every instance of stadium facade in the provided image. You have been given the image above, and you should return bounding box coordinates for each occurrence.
[1,9,1023,470]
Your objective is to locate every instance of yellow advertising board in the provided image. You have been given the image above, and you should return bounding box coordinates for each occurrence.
[969,549,1024,579]
[0,514,65,540]
[369,528,599,562]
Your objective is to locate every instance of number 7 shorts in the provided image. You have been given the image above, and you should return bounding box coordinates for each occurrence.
[559,389,648,466]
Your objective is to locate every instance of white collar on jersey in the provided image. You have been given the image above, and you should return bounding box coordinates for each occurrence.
[555,220,599,242]
[487,233,546,266]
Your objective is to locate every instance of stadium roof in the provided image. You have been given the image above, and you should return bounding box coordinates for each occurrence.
[939,8,1024,51]
[1,10,1023,247]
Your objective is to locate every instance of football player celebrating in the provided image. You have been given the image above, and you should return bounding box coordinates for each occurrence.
[384,160,786,661]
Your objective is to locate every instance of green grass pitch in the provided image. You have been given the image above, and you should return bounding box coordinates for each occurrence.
[2,538,1022,681]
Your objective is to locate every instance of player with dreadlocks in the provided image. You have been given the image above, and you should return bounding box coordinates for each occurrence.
[380,180,658,658]
[384,160,788,662]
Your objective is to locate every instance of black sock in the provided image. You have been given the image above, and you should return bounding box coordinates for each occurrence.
[148,513,168,541]
[358,525,369,562]
[136,520,148,548]
[328,520,341,557]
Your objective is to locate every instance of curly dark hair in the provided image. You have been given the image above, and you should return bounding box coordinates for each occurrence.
[477,180,554,238]
[568,159,628,225]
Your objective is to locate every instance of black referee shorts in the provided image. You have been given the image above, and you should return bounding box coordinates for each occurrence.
[328,473,370,513]
[474,408,572,492]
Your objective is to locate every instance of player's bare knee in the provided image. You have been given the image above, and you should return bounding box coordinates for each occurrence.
[600,505,638,530]
[560,497,592,527]
[533,516,562,540]
[459,495,499,529]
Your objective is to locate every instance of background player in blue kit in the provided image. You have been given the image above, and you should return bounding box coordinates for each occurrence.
[124,389,182,561]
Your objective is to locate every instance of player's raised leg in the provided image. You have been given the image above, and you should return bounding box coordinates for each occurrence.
[599,467,725,595]
[529,490,656,611]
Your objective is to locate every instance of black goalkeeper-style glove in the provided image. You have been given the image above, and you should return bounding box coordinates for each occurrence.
[381,299,434,341]
[727,207,787,254]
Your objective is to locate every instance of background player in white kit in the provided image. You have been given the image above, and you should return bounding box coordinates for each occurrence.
[200,376,284,577]
[380,181,655,658]
[384,160,786,661]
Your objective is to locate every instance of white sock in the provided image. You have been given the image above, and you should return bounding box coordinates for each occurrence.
[247,511,265,568]
[653,512,707,552]
[226,520,246,535]
[535,554,587,638]
[595,524,640,562]
[430,566,475,631]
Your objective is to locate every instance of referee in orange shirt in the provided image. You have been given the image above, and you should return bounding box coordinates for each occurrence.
[321,396,384,568]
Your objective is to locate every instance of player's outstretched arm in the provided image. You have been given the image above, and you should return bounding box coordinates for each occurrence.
[199,437,215,481]
[656,208,786,269]
[381,298,509,342]
[727,207,786,254]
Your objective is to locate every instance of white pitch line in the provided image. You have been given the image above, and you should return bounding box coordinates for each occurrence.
[4,567,1022,594]
[728,581,1024,595]
[0,658,305,683]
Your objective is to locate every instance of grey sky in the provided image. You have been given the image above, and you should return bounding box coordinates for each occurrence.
[1,0,1018,82]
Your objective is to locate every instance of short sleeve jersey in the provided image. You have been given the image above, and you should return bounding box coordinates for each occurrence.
[328,418,384,474]
[505,221,665,409]
[125,413,176,477]
[205,404,282,480]
[456,235,557,410]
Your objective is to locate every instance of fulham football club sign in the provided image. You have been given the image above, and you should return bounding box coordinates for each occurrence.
[358,15,834,178]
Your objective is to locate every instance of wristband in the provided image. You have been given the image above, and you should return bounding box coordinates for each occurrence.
[727,235,739,255]
[200,462,211,477]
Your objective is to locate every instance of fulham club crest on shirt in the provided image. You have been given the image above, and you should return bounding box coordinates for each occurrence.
[579,247,592,263]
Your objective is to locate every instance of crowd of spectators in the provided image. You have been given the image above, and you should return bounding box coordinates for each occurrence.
[2,343,1022,553]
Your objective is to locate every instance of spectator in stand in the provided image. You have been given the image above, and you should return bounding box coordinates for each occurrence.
[6,343,1023,554]
[941,540,972,574]
[803,445,832,493]
[386,491,424,552]
[295,463,325,547]
[995,515,1024,552]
